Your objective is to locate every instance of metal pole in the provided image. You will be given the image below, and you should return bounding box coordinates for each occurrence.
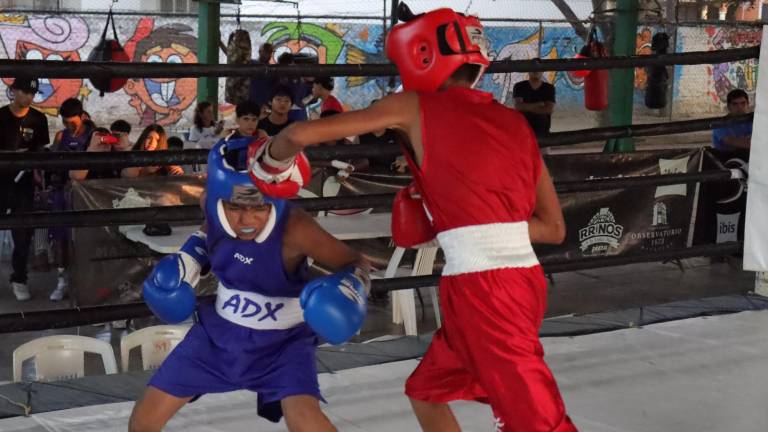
[605,0,640,152]
[387,0,399,90]
[197,0,221,114]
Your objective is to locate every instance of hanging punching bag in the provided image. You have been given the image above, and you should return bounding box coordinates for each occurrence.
[571,45,592,79]
[645,32,670,109]
[225,29,252,105]
[88,9,129,97]
[584,28,608,111]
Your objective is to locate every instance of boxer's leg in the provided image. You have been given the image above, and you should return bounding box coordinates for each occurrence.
[281,395,336,432]
[444,269,577,432]
[129,387,192,432]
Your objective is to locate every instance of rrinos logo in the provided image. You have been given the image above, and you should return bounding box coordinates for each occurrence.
[579,208,624,253]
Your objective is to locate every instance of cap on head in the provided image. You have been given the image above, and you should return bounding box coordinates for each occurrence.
[10,77,40,94]
[385,3,490,92]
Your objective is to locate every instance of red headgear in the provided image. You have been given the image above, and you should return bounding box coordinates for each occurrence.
[386,5,490,92]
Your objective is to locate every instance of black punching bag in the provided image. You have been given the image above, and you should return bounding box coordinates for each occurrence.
[645,32,670,109]
[88,9,130,97]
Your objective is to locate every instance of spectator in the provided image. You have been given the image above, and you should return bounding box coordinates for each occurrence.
[48,98,94,301]
[122,124,183,177]
[0,77,49,301]
[512,70,556,136]
[248,43,277,108]
[52,98,93,152]
[188,101,223,149]
[312,76,344,114]
[257,87,293,137]
[69,127,133,181]
[167,136,184,151]
[222,101,261,140]
[275,52,313,122]
[712,89,752,150]
[110,119,132,149]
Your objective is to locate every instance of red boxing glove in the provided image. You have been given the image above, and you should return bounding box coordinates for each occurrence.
[248,136,311,198]
[391,184,436,248]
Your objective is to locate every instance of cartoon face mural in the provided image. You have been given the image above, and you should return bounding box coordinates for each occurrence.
[261,22,344,65]
[0,14,89,116]
[123,19,197,126]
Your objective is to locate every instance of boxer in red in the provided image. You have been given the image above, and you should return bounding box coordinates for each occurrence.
[259,4,577,431]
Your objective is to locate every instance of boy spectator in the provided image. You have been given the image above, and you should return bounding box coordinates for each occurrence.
[110,119,133,150]
[712,88,752,150]
[48,98,94,301]
[257,87,293,137]
[312,77,344,114]
[0,77,49,301]
[52,98,93,152]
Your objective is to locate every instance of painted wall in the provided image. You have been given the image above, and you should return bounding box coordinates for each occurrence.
[0,12,758,136]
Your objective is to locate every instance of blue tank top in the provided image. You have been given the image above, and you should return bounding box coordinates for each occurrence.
[206,200,308,297]
[198,200,314,349]
[57,126,92,152]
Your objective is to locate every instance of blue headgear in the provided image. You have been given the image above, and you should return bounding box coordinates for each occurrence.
[206,136,285,241]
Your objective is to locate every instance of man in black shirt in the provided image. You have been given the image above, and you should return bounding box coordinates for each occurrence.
[0,77,50,301]
[512,71,556,137]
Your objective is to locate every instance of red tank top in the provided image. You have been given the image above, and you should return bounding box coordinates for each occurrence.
[408,87,541,232]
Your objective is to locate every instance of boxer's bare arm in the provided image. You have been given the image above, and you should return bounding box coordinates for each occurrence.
[269,92,423,164]
[529,163,566,244]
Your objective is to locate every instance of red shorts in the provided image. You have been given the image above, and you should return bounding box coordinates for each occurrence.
[405,266,577,432]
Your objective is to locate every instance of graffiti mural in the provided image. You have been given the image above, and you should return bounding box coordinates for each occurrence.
[123,18,198,126]
[0,13,761,129]
[704,26,760,104]
[0,14,89,116]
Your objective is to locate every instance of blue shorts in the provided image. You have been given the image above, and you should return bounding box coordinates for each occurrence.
[148,303,321,422]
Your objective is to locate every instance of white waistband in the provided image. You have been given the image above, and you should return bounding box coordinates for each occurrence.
[215,283,304,330]
[437,222,539,276]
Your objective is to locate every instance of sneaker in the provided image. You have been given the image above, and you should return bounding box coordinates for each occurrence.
[49,277,67,301]
[12,282,30,301]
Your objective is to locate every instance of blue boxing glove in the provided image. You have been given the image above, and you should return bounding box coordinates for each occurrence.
[143,231,208,324]
[300,267,370,345]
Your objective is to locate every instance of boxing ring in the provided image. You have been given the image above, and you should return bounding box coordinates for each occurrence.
[0,28,764,432]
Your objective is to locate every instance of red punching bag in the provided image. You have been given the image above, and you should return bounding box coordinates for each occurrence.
[88,9,130,97]
[583,28,608,111]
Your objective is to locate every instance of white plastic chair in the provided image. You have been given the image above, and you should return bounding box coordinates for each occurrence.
[12,335,118,382]
[120,325,191,372]
[379,245,441,336]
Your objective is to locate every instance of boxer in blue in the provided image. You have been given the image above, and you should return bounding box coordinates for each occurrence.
[128,136,370,432]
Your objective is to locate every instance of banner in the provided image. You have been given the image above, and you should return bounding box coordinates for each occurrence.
[692,149,749,248]
[540,149,702,262]
[743,28,768,271]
